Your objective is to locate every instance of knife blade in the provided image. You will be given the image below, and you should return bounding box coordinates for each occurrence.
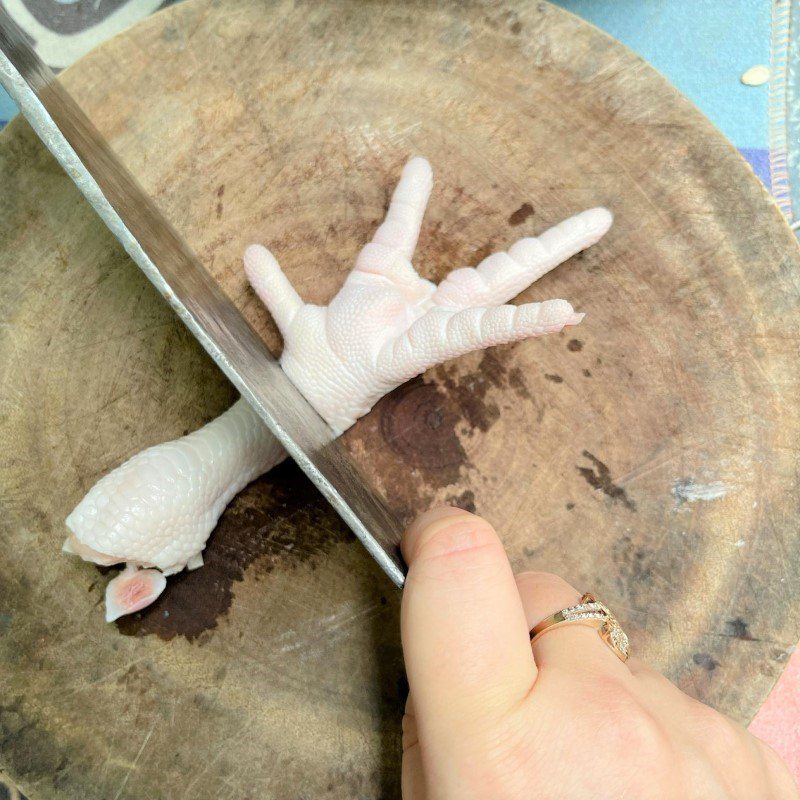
[0,10,406,586]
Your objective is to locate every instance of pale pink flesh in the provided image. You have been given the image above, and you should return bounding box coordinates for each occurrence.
[104,567,167,622]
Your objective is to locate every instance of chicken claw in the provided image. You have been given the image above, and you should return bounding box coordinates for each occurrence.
[245,158,609,432]
[64,156,612,619]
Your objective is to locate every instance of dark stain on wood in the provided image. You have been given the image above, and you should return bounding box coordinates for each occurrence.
[693,653,720,671]
[435,373,498,433]
[582,369,592,377]
[359,349,533,519]
[507,367,531,399]
[0,704,67,793]
[725,618,754,641]
[447,489,476,513]
[567,338,583,352]
[508,202,534,226]
[544,373,563,383]
[612,533,653,598]
[577,451,636,511]
[116,460,349,641]
[377,377,470,484]
[435,350,528,434]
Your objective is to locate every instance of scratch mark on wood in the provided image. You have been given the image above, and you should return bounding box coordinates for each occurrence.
[672,478,730,504]
[112,720,156,800]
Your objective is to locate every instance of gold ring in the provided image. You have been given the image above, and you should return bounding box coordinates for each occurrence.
[529,593,630,662]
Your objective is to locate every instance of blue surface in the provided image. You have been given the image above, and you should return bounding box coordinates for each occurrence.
[739,147,771,190]
[0,86,15,127]
[553,0,771,149]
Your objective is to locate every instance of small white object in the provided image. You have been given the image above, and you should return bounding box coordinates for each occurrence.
[740,65,769,86]
[104,566,167,622]
[65,156,613,620]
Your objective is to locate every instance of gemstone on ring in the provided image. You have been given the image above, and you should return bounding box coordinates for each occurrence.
[530,592,630,662]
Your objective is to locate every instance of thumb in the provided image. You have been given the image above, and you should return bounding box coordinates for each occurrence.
[400,507,535,764]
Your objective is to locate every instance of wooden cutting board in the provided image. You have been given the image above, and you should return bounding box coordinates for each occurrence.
[1,1,799,797]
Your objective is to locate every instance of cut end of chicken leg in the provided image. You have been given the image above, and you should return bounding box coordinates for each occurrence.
[105,567,167,622]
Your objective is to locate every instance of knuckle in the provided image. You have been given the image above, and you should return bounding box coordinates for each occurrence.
[624,707,672,761]
[690,701,746,754]
[690,697,722,727]
[576,677,673,765]
[613,709,676,789]
[548,674,677,792]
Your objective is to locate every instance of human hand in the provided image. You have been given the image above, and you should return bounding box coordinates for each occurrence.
[400,507,798,799]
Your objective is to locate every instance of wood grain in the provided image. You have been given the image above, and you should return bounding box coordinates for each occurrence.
[1,1,799,797]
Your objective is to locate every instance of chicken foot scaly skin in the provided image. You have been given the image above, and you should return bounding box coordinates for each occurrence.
[63,157,612,621]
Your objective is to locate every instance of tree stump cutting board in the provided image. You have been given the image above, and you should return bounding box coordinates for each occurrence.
[1,1,799,797]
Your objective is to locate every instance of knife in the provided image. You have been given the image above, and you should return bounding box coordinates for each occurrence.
[0,10,406,587]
